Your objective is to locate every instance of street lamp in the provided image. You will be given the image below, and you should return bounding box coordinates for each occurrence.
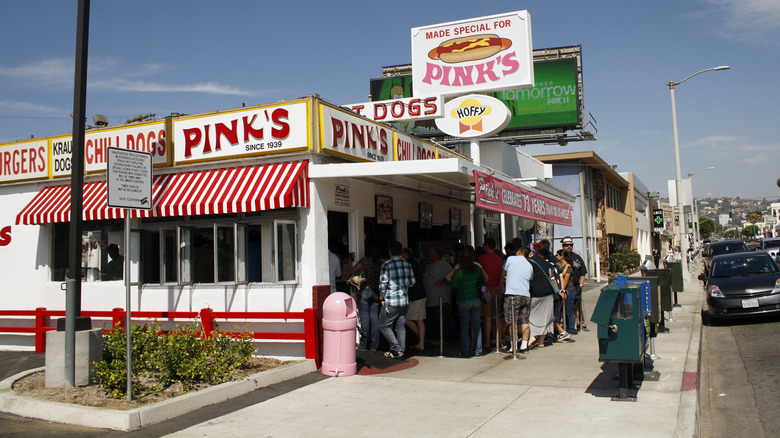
[688,166,716,247]
[668,66,730,278]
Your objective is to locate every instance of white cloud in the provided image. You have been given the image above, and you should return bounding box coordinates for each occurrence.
[0,100,66,117]
[738,153,770,165]
[700,0,780,45]
[0,57,254,96]
[90,78,254,96]
[0,58,73,88]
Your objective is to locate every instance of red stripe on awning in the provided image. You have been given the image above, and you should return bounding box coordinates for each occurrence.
[16,160,309,225]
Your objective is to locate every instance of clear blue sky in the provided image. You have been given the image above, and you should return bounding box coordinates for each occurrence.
[1,1,778,199]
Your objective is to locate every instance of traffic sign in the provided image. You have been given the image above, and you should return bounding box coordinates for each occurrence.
[107,147,152,210]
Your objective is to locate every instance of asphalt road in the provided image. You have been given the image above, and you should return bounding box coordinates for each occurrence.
[699,310,780,438]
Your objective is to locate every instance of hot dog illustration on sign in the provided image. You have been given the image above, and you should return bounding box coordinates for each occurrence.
[427,34,512,64]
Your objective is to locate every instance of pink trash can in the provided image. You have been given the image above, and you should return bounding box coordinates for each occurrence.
[321,292,358,377]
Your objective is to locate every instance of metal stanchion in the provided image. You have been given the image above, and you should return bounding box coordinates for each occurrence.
[436,297,444,358]
[493,294,501,354]
[561,295,567,334]
[649,337,660,360]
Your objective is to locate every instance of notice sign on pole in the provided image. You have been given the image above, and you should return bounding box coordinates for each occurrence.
[107,147,152,210]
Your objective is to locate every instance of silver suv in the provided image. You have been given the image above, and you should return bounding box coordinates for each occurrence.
[761,237,780,259]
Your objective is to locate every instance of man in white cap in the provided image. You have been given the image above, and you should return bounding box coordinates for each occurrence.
[560,236,588,333]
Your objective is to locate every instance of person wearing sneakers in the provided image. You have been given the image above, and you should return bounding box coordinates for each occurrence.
[378,241,415,359]
[560,236,588,333]
[502,245,533,353]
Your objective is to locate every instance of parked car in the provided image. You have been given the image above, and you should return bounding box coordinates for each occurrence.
[703,239,749,275]
[699,251,780,321]
[760,237,780,259]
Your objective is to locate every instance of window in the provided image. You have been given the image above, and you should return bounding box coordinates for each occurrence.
[276,221,297,282]
[51,220,126,282]
[51,212,299,285]
[605,184,623,211]
[138,215,298,285]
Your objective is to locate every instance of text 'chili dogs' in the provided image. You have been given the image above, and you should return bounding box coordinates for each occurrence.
[427,34,512,64]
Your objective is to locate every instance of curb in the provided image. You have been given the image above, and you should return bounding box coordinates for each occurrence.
[0,359,316,431]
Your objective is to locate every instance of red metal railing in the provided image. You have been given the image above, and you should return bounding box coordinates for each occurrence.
[0,307,320,366]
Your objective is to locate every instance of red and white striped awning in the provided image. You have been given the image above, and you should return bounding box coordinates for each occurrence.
[16,160,309,225]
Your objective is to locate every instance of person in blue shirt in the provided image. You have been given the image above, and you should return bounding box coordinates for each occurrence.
[378,241,415,359]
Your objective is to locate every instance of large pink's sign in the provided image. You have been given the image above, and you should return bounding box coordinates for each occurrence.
[474,170,571,226]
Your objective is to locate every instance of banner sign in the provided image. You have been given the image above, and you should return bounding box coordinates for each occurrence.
[345,95,444,122]
[319,103,394,162]
[474,169,572,226]
[173,101,310,164]
[411,10,534,97]
[51,120,169,177]
[0,139,48,183]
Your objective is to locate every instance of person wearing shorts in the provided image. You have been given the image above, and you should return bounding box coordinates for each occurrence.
[402,247,427,351]
[502,246,533,352]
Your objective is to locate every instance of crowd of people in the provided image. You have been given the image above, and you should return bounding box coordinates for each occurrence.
[340,236,590,359]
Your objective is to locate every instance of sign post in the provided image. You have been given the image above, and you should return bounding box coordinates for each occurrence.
[107,147,152,401]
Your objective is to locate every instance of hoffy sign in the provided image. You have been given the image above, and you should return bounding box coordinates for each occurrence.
[435,94,511,138]
[411,11,534,97]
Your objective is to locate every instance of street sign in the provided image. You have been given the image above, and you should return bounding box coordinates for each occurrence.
[648,192,660,198]
[107,147,152,210]
[653,209,664,231]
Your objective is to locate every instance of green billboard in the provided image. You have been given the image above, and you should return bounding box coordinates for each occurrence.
[489,58,579,129]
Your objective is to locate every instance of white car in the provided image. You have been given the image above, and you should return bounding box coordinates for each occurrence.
[760,237,780,259]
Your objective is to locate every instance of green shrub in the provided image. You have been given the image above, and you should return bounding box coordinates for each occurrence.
[93,319,255,399]
[609,251,641,273]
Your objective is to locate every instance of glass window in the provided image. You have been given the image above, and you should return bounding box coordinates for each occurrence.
[51,221,127,282]
[216,225,234,283]
[54,214,300,286]
[192,228,214,283]
[276,221,297,282]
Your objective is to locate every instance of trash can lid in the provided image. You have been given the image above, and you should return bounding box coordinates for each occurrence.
[323,292,356,320]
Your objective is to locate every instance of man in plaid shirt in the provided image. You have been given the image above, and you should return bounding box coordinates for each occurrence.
[379,240,416,359]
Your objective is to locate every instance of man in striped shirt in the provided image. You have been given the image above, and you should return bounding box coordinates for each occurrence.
[379,240,416,359]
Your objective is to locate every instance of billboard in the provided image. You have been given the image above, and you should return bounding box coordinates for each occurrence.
[411,11,534,97]
[490,58,579,129]
[370,53,582,138]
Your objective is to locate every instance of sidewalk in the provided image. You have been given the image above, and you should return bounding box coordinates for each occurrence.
[0,274,704,437]
[163,276,704,438]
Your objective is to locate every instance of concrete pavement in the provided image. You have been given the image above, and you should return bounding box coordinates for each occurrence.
[165,274,705,437]
[0,272,705,437]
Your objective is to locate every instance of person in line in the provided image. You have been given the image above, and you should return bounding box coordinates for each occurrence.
[348,244,382,351]
[423,246,452,345]
[502,245,533,352]
[401,247,426,351]
[327,242,342,294]
[556,249,576,336]
[104,244,124,281]
[378,241,415,359]
[448,246,485,357]
[560,236,588,333]
[477,238,504,351]
[526,242,556,349]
